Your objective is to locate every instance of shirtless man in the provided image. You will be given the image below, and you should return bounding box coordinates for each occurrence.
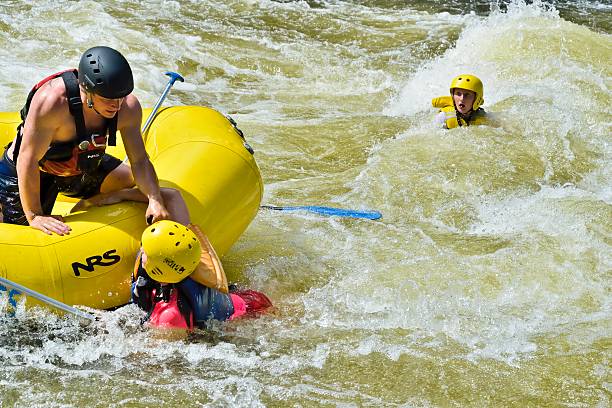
[0,46,170,235]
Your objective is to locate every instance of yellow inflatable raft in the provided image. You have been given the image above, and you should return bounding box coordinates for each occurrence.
[0,106,262,310]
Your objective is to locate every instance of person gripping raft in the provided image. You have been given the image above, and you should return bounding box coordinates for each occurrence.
[0,46,171,234]
[433,74,487,129]
[132,220,272,330]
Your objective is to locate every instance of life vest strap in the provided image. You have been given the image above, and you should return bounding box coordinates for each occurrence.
[13,69,118,164]
[107,115,117,146]
[61,71,87,142]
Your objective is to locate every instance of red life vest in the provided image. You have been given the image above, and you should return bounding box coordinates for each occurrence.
[13,70,117,176]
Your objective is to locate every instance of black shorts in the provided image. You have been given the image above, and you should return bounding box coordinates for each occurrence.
[0,148,122,225]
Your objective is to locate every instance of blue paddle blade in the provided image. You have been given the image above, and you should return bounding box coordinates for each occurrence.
[261,205,382,220]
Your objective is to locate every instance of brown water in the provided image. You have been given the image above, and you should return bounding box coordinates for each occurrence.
[0,1,610,406]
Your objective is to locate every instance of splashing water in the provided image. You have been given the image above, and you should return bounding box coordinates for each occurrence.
[1,1,610,406]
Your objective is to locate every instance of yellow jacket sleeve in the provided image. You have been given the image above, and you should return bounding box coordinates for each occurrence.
[432,96,453,108]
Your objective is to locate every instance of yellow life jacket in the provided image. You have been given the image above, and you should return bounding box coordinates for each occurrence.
[432,96,486,129]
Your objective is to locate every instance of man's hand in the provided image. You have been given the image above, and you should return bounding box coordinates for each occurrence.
[145,198,170,225]
[29,214,71,236]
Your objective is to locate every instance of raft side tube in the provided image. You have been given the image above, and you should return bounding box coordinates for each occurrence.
[0,106,262,309]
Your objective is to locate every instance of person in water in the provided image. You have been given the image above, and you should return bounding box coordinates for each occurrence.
[74,186,273,329]
[432,74,486,129]
[132,220,273,330]
[0,46,170,235]
[70,183,272,327]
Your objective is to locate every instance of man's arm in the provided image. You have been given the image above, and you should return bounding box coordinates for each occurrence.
[17,87,71,235]
[119,96,170,224]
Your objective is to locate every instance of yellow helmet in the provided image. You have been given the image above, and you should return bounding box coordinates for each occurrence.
[450,74,484,110]
[141,220,201,283]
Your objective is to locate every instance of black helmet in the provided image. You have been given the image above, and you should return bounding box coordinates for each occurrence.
[78,46,134,98]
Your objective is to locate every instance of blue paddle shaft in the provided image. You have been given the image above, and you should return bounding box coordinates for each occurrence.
[261,205,382,220]
[0,276,95,322]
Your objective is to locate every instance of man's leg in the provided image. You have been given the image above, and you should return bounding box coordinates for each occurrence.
[99,161,135,194]
[0,150,43,225]
[72,154,191,222]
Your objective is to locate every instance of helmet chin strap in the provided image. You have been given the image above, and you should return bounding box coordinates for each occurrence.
[86,92,104,116]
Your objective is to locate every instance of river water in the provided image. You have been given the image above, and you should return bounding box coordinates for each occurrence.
[0,1,610,406]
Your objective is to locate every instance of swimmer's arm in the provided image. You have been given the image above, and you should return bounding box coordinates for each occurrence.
[70,188,147,213]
